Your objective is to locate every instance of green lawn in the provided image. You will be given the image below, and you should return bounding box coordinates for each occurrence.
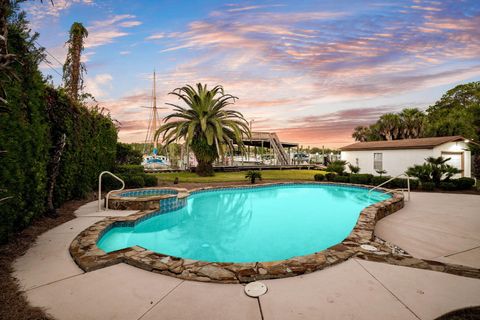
[154,169,326,183]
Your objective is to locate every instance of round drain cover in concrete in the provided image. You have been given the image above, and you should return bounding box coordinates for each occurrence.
[245,281,267,297]
[360,244,378,252]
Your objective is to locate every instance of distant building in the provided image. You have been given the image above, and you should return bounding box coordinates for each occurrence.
[340,136,471,178]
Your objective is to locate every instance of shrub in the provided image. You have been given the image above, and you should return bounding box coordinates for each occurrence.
[391,178,419,190]
[326,160,347,175]
[144,175,158,187]
[421,182,435,191]
[314,173,325,181]
[116,142,143,165]
[114,164,144,175]
[348,164,360,173]
[453,177,475,190]
[325,172,336,181]
[333,175,350,183]
[349,174,373,185]
[371,176,392,188]
[439,182,456,191]
[124,175,145,188]
[245,170,262,184]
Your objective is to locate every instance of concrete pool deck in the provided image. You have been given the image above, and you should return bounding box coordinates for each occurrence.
[13,192,480,320]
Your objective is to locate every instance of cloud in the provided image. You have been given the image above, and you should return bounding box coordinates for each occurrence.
[146,33,166,40]
[85,73,113,99]
[226,4,286,13]
[24,0,94,29]
[85,15,141,48]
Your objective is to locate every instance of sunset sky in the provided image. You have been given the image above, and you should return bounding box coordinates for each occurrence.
[24,0,480,148]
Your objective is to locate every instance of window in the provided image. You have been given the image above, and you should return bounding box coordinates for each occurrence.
[373,153,383,171]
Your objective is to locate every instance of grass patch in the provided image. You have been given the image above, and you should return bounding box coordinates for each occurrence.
[155,169,327,183]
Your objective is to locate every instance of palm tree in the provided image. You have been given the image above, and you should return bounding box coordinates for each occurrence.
[352,126,370,142]
[63,22,88,101]
[245,170,262,184]
[377,113,402,140]
[155,84,250,176]
[399,108,425,139]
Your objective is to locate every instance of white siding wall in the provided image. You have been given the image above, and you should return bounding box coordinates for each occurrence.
[340,141,471,177]
[341,149,432,176]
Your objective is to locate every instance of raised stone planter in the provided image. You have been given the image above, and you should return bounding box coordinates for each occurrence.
[69,182,480,283]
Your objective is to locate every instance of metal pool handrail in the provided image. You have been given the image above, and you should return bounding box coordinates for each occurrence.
[98,171,125,211]
[369,173,411,201]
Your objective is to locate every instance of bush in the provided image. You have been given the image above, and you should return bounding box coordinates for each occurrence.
[421,182,435,191]
[371,176,392,188]
[326,160,347,175]
[124,175,145,188]
[349,174,373,185]
[325,172,336,181]
[348,164,360,173]
[114,164,144,175]
[439,182,456,190]
[453,177,475,190]
[333,175,350,183]
[116,142,143,165]
[314,173,325,181]
[144,175,158,187]
[391,178,419,190]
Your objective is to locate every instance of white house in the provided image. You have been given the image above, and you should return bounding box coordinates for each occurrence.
[340,136,472,178]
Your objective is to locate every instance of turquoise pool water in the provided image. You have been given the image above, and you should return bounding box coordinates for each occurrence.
[97,184,390,263]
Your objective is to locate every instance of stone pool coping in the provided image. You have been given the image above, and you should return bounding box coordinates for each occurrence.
[69,182,480,283]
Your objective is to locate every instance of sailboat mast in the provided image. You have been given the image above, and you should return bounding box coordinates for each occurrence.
[152,71,158,154]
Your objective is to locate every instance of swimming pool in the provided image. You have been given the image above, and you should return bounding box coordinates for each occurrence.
[97,184,391,263]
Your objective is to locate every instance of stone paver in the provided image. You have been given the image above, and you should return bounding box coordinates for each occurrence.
[14,217,102,290]
[141,280,261,320]
[27,264,182,320]
[357,259,480,320]
[259,259,418,320]
[375,192,480,261]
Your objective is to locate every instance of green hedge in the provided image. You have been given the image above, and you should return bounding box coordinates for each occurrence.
[325,172,336,181]
[452,177,475,190]
[333,175,349,183]
[349,174,373,185]
[0,9,117,242]
[314,173,325,181]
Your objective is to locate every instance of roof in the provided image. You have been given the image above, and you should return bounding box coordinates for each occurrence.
[340,136,465,151]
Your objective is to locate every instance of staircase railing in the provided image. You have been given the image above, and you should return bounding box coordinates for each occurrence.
[269,133,289,165]
[98,171,125,211]
[368,173,411,201]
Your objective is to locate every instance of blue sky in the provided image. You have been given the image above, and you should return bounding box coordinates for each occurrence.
[24,0,480,147]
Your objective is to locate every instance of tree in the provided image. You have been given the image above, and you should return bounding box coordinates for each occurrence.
[155,83,250,176]
[352,126,370,142]
[425,82,480,150]
[399,108,425,139]
[63,22,88,101]
[377,113,402,140]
